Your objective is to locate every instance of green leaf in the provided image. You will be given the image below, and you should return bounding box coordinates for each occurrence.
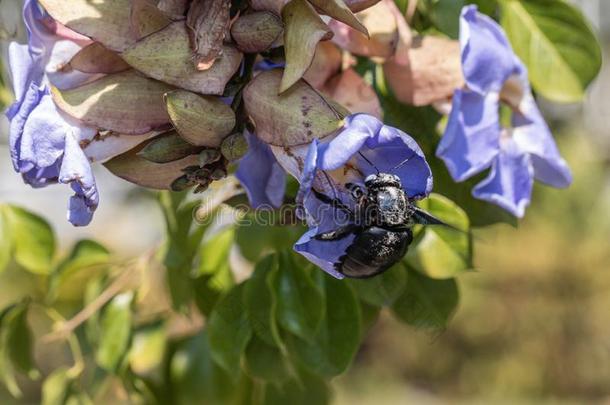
[96,292,133,372]
[274,253,324,342]
[244,255,282,347]
[170,331,236,405]
[348,264,407,307]
[196,227,235,278]
[406,193,472,279]
[286,274,361,377]
[243,336,289,382]
[235,219,306,263]
[263,368,330,405]
[41,367,72,405]
[391,267,459,329]
[501,0,602,102]
[48,240,110,302]
[427,0,464,38]
[192,226,236,315]
[83,276,105,345]
[4,205,55,275]
[0,304,22,397]
[208,284,252,376]
[128,323,167,377]
[159,191,214,310]
[5,304,38,379]
[0,207,11,273]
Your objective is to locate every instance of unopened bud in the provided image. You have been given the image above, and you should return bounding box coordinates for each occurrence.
[220,133,249,161]
[170,175,195,192]
[137,131,200,164]
[199,149,222,166]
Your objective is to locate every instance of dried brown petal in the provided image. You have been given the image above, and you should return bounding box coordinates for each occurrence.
[104,139,200,190]
[131,0,173,39]
[281,0,333,92]
[308,0,368,36]
[158,0,190,16]
[244,69,345,147]
[186,0,231,70]
[383,36,464,106]
[39,0,136,51]
[303,41,342,89]
[330,0,411,62]
[345,0,382,12]
[231,11,284,53]
[322,68,381,118]
[250,0,287,15]
[122,22,243,95]
[52,71,173,134]
[69,43,130,74]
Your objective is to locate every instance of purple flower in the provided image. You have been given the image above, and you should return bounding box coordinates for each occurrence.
[436,5,572,218]
[235,131,286,208]
[279,113,432,278]
[6,1,101,225]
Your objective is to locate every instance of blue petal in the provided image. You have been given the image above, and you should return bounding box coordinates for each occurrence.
[460,5,520,94]
[436,89,501,181]
[61,135,99,226]
[512,95,572,188]
[294,196,353,280]
[236,132,287,208]
[317,113,433,198]
[472,138,534,218]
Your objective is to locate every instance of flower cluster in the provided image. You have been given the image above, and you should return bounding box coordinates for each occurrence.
[3,0,573,276]
[436,6,572,217]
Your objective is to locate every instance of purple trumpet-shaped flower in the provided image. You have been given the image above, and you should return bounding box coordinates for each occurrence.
[235,131,287,208]
[284,113,432,279]
[436,5,572,218]
[6,0,100,226]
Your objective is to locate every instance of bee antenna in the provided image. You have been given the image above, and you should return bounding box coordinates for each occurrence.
[321,170,339,201]
[391,152,415,173]
[358,151,379,175]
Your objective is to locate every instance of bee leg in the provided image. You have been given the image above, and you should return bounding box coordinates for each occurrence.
[345,183,364,195]
[312,189,353,216]
[314,224,359,241]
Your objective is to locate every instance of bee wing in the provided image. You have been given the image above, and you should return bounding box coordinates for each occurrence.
[411,206,449,226]
[411,207,469,235]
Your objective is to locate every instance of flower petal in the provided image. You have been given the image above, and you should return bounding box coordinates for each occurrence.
[294,196,353,279]
[236,132,287,208]
[472,138,533,218]
[317,113,433,198]
[436,89,501,182]
[460,5,519,94]
[61,135,99,226]
[512,95,572,188]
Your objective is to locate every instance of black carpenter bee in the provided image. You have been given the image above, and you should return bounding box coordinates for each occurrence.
[312,154,449,279]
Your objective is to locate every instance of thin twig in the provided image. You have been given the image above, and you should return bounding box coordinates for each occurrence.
[406,0,418,24]
[42,262,141,343]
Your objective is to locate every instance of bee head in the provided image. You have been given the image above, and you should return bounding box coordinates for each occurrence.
[364,173,402,189]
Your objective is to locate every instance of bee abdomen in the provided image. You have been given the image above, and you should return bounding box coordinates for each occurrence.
[337,227,412,279]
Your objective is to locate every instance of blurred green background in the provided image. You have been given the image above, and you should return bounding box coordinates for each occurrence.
[1,2,610,405]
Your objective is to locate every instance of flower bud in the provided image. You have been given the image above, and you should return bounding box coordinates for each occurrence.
[137,131,200,164]
[199,149,223,166]
[221,133,249,161]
